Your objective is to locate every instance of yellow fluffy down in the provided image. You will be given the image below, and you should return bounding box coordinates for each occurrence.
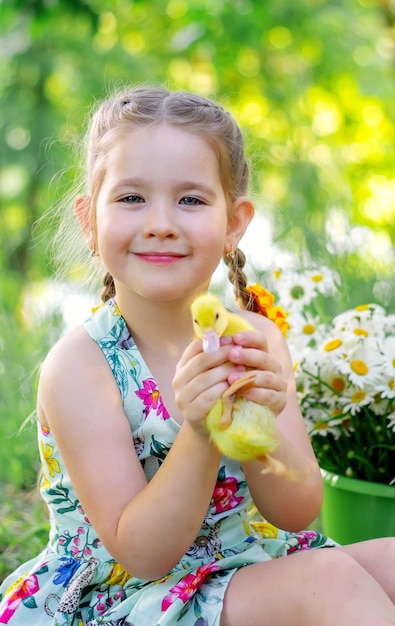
[206,396,278,462]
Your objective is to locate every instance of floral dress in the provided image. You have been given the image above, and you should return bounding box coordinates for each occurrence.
[0,299,336,626]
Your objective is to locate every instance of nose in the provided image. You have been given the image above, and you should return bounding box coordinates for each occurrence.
[143,200,178,239]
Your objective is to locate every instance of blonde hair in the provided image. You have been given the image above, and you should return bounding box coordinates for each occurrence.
[56,85,258,311]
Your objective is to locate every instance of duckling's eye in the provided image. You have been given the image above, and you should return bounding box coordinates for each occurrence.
[194,318,200,327]
[215,313,219,320]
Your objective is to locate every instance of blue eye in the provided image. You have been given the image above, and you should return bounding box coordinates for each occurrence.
[121,194,144,204]
[180,196,202,206]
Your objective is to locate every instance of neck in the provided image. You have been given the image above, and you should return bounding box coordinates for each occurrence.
[114,291,197,357]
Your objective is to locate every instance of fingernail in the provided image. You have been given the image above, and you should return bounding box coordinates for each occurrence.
[230,347,243,361]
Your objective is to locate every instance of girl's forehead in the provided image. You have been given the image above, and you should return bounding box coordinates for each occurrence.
[105,124,219,170]
[99,123,225,194]
[108,121,212,148]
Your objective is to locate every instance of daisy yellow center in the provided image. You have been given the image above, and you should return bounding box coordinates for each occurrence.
[331,377,345,393]
[355,304,369,312]
[389,379,394,390]
[311,274,323,283]
[354,328,368,337]
[351,390,366,404]
[303,323,315,335]
[324,338,342,351]
[392,358,395,369]
[316,421,327,431]
[351,359,368,376]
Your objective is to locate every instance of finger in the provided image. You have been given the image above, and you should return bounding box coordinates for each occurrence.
[242,383,287,416]
[228,346,282,374]
[177,342,235,386]
[232,330,269,351]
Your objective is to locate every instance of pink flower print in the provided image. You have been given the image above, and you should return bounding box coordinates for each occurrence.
[211,476,243,514]
[97,602,106,614]
[296,531,317,551]
[77,504,90,523]
[288,531,318,554]
[136,378,169,420]
[161,562,220,611]
[0,573,39,623]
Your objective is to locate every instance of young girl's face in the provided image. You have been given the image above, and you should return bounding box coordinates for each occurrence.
[94,123,234,304]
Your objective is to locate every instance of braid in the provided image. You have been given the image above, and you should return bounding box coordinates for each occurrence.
[101,272,116,302]
[223,248,260,314]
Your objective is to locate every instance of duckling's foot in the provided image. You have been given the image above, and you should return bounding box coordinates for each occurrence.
[218,372,258,429]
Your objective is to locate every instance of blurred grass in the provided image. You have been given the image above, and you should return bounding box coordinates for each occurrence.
[0,298,62,583]
[0,484,49,584]
[0,302,63,489]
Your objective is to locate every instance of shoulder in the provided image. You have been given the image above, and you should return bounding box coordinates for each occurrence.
[236,308,286,341]
[37,324,118,427]
[236,308,294,371]
[41,324,102,374]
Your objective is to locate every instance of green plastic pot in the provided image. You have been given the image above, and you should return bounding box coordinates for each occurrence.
[321,469,395,545]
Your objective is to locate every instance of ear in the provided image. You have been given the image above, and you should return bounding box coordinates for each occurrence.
[74,194,95,250]
[225,196,255,254]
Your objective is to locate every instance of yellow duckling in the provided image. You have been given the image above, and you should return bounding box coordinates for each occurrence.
[191,292,287,477]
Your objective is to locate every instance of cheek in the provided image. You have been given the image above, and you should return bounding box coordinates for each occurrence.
[196,224,227,268]
[97,209,133,243]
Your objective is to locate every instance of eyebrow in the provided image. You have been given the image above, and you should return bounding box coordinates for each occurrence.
[109,178,218,197]
[108,178,146,193]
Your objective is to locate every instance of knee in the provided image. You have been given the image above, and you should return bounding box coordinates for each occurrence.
[307,547,365,583]
[370,536,395,563]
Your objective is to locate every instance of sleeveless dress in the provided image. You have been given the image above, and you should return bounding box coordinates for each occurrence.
[0,299,336,626]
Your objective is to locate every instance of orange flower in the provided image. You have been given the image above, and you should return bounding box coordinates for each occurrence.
[246,283,290,337]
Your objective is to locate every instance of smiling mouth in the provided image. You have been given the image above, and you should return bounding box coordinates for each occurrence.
[134,252,185,264]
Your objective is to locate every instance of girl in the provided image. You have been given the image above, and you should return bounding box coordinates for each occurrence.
[0,86,394,626]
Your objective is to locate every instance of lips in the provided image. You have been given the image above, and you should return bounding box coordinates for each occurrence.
[134,252,185,264]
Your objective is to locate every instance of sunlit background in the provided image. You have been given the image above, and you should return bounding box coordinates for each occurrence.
[1,0,394,491]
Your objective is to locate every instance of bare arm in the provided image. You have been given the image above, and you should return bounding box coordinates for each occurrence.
[225,313,323,531]
[38,327,233,580]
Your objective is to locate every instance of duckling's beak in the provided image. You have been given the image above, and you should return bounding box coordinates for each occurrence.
[202,329,220,353]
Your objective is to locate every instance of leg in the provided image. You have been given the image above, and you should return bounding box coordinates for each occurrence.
[340,537,395,603]
[220,546,395,626]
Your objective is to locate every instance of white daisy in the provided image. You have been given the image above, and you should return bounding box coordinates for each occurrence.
[387,412,395,432]
[338,383,375,415]
[287,310,327,354]
[332,304,386,344]
[384,314,395,335]
[374,336,395,399]
[275,271,318,311]
[336,341,384,389]
[305,267,339,297]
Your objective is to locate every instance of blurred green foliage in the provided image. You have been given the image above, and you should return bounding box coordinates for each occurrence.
[0,0,395,489]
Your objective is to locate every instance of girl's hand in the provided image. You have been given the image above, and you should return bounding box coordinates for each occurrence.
[173,337,242,437]
[226,330,287,417]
